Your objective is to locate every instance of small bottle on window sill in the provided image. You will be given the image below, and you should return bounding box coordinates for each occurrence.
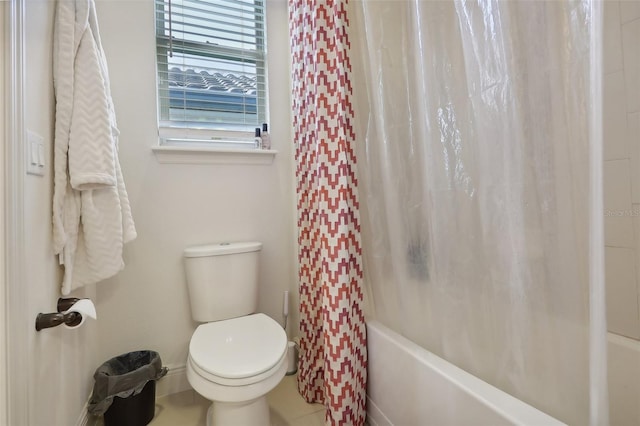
[254,128,262,149]
[261,123,271,150]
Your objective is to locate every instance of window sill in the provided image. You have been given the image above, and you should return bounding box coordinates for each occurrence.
[152,146,277,165]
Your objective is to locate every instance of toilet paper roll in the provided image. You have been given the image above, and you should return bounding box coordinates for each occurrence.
[62,299,97,329]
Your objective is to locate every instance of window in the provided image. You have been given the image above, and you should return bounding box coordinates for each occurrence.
[155,0,267,145]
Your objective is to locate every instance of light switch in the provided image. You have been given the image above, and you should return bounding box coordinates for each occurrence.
[30,141,38,166]
[37,143,45,167]
[26,130,45,176]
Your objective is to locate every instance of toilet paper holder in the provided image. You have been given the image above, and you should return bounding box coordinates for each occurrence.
[35,298,86,331]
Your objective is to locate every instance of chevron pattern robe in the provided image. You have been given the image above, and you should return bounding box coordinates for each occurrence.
[53,0,136,295]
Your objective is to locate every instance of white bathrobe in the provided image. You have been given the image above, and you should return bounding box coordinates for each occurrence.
[53,0,136,295]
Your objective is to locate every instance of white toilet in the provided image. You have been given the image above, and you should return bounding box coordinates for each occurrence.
[183,242,288,426]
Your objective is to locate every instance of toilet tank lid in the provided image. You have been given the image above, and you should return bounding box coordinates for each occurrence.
[183,242,262,258]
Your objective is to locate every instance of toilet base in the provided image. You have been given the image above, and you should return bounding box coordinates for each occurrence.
[206,396,270,426]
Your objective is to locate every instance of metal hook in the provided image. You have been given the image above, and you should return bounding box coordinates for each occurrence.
[57,297,81,313]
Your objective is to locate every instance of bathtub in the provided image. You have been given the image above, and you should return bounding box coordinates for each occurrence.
[366,321,565,426]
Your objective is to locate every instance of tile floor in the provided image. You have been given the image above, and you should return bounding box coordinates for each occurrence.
[94,374,326,426]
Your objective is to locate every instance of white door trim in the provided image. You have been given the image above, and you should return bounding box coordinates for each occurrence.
[0,2,6,425]
[4,1,29,425]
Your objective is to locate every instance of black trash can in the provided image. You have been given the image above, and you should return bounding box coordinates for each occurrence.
[88,350,168,426]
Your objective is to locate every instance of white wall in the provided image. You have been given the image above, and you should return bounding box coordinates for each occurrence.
[603,2,640,425]
[4,2,294,423]
[0,4,7,425]
[94,0,296,390]
[22,1,101,425]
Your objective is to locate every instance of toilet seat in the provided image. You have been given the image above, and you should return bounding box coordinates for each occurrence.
[189,313,287,386]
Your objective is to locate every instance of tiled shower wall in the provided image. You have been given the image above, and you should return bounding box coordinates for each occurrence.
[604,1,640,339]
[603,2,640,425]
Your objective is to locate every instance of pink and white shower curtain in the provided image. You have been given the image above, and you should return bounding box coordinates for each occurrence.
[289,0,367,424]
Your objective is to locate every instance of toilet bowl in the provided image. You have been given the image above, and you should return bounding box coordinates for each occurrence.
[187,314,287,425]
[183,242,287,425]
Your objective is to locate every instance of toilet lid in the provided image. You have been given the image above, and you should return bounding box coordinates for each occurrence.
[189,313,287,379]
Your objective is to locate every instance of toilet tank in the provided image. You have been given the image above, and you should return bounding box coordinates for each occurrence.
[183,242,262,323]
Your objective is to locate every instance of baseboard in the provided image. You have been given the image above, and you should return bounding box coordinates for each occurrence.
[156,364,191,398]
[367,395,392,426]
[75,399,92,426]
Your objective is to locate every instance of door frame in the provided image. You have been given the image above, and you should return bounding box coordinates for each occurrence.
[3,1,29,424]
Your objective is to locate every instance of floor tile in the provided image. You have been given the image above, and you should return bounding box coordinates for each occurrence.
[150,390,208,426]
[288,410,326,426]
[267,375,325,422]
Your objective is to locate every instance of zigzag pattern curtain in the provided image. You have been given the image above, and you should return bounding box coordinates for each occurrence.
[289,0,367,424]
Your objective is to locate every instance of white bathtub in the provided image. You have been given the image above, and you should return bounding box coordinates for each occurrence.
[366,321,565,426]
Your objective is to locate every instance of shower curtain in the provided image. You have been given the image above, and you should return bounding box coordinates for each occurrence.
[289,0,367,424]
[349,0,607,424]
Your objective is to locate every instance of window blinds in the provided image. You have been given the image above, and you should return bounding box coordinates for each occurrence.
[155,0,266,131]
